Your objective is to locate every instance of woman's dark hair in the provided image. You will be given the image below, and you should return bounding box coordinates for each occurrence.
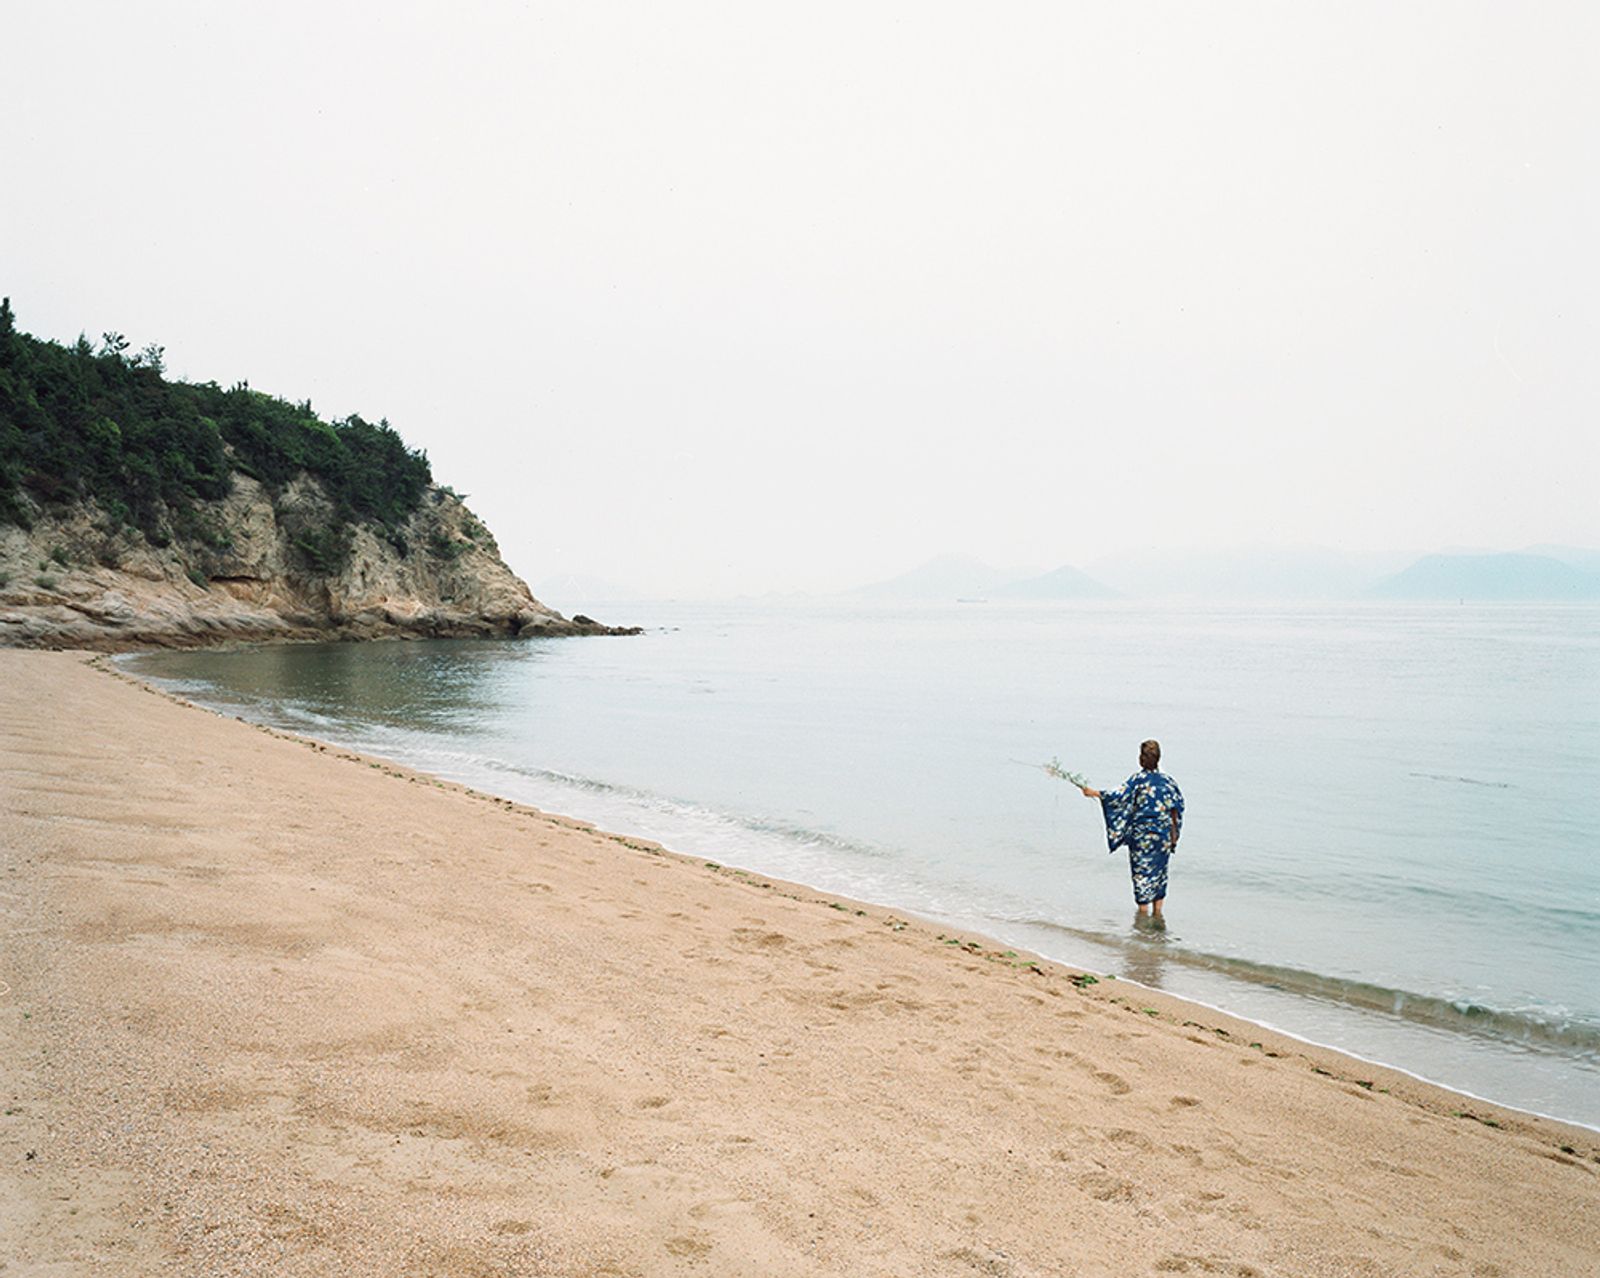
[1139,739,1161,769]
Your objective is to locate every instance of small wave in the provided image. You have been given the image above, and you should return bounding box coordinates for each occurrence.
[426,751,898,863]
[1008,917,1600,1057]
[136,677,364,739]
[1408,771,1514,789]
[1193,864,1600,932]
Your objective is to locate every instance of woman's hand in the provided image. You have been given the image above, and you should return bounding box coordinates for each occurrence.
[1079,785,1101,799]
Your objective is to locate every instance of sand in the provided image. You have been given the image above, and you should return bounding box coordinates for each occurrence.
[1,650,1595,1277]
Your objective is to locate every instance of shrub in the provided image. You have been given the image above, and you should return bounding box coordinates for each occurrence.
[291,525,352,576]
[0,300,434,574]
[428,530,465,561]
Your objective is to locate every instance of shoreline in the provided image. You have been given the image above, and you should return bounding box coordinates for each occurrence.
[4,649,1597,1275]
[116,656,1600,1135]
[117,649,1600,1135]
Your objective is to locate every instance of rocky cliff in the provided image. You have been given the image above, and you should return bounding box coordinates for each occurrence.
[0,477,634,650]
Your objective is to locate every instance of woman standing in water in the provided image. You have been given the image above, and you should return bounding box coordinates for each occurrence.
[1078,740,1184,918]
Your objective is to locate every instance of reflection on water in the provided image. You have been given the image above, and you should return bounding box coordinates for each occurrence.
[157,640,552,733]
[1122,913,1171,987]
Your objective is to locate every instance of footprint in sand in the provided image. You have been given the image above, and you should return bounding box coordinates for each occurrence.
[1176,1190,1228,1216]
[664,1233,712,1258]
[942,1244,1017,1275]
[1156,1256,1262,1276]
[731,927,789,949]
[1076,1171,1134,1202]
[1104,1127,1156,1152]
[1093,1069,1132,1095]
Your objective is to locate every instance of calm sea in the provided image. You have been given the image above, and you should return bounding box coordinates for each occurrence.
[125,600,1600,1129]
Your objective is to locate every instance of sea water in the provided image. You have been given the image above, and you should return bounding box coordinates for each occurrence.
[125,600,1600,1128]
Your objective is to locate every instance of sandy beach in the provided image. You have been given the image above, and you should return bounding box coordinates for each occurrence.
[2,651,1595,1277]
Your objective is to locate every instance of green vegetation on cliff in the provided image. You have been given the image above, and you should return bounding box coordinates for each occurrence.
[0,299,432,569]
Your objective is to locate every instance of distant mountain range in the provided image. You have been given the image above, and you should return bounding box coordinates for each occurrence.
[851,546,1600,603]
[854,554,1115,600]
[1368,551,1600,601]
[523,545,1600,606]
[1085,546,1411,600]
[853,555,1014,600]
[991,564,1117,600]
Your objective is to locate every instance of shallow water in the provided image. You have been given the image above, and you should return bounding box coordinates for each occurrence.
[127,599,1600,1128]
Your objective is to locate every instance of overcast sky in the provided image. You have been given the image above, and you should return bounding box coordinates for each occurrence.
[5,3,1597,597]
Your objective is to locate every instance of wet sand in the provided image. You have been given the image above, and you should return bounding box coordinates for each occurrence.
[2,650,1596,1276]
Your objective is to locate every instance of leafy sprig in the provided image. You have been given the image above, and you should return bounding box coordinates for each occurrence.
[1043,758,1089,787]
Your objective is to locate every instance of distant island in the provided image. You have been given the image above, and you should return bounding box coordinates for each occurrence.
[856,554,1115,601]
[990,564,1117,600]
[0,300,635,649]
[1368,552,1600,602]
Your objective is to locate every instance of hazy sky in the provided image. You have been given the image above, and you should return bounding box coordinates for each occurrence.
[6,3,1597,597]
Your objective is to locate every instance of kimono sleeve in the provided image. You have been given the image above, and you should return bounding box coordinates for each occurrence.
[1098,776,1137,853]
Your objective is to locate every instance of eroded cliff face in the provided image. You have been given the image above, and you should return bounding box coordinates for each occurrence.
[0,477,631,650]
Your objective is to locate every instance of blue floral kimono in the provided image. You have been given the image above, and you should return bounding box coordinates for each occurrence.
[1100,769,1185,905]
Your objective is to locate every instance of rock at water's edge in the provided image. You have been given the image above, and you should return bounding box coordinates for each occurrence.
[0,479,640,651]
